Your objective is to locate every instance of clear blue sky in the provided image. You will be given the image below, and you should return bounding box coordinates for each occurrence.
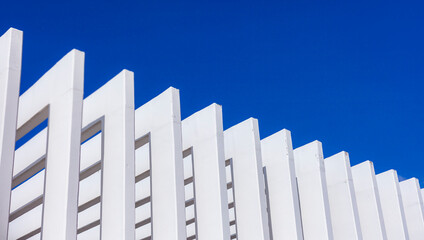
[2,1,424,182]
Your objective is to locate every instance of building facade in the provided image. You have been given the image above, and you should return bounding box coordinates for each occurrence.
[1,28,423,240]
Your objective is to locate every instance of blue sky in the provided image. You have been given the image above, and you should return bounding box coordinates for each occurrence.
[2,0,424,182]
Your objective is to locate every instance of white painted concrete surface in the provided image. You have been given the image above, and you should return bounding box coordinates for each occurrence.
[376,170,409,240]
[80,70,135,239]
[0,28,22,239]
[15,49,84,240]
[224,118,270,240]
[134,87,186,240]
[351,161,387,240]
[324,151,362,240]
[261,129,303,240]
[1,28,422,240]
[294,141,333,240]
[399,178,424,240]
[182,103,230,240]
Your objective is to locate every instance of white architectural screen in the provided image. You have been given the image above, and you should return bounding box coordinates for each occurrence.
[0,28,422,240]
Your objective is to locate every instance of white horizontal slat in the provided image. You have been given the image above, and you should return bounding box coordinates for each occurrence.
[78,171,101,206]
[227,188,234,203]
[135,143,150,176]
[13,129,47,176]
[225,165,232,183]
[186,222,196,237]
[230,224,237,235]
[77,225,100,240]
[10,169,45,213]
[80,133,102,171]
[185,182,194,200]
[229,207,235,221]
[26,232,41,240]
[135,202,151,223]
[136,222,151,239]
[183,154,193,179]
[78,202,100,229]
[186,205,195,220]
[8,204,42,240]
[135,177,150,202]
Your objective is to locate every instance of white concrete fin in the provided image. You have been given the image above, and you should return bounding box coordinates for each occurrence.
[224,118,270,240]
[79,70,135,240]
[352,161,387,240]
[324,151,362,240]
[421,189,424,203]
[351,160,387,240]
[399,178,424,240]
[182,103,230,239]
[134,87,186,240]
[260,129,303,240]
[14,49,84,240]
[0,28,421,240]
[0,27,23,239]
[293,140,333,240]
[376,170,409,240]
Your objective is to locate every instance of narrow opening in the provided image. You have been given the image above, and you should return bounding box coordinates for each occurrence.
[263,167,273,240]
[8,108,49,240]
[77,121,104,238]
[183,148,198,240]
[226,158,238,240]
[134,133,152,240]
